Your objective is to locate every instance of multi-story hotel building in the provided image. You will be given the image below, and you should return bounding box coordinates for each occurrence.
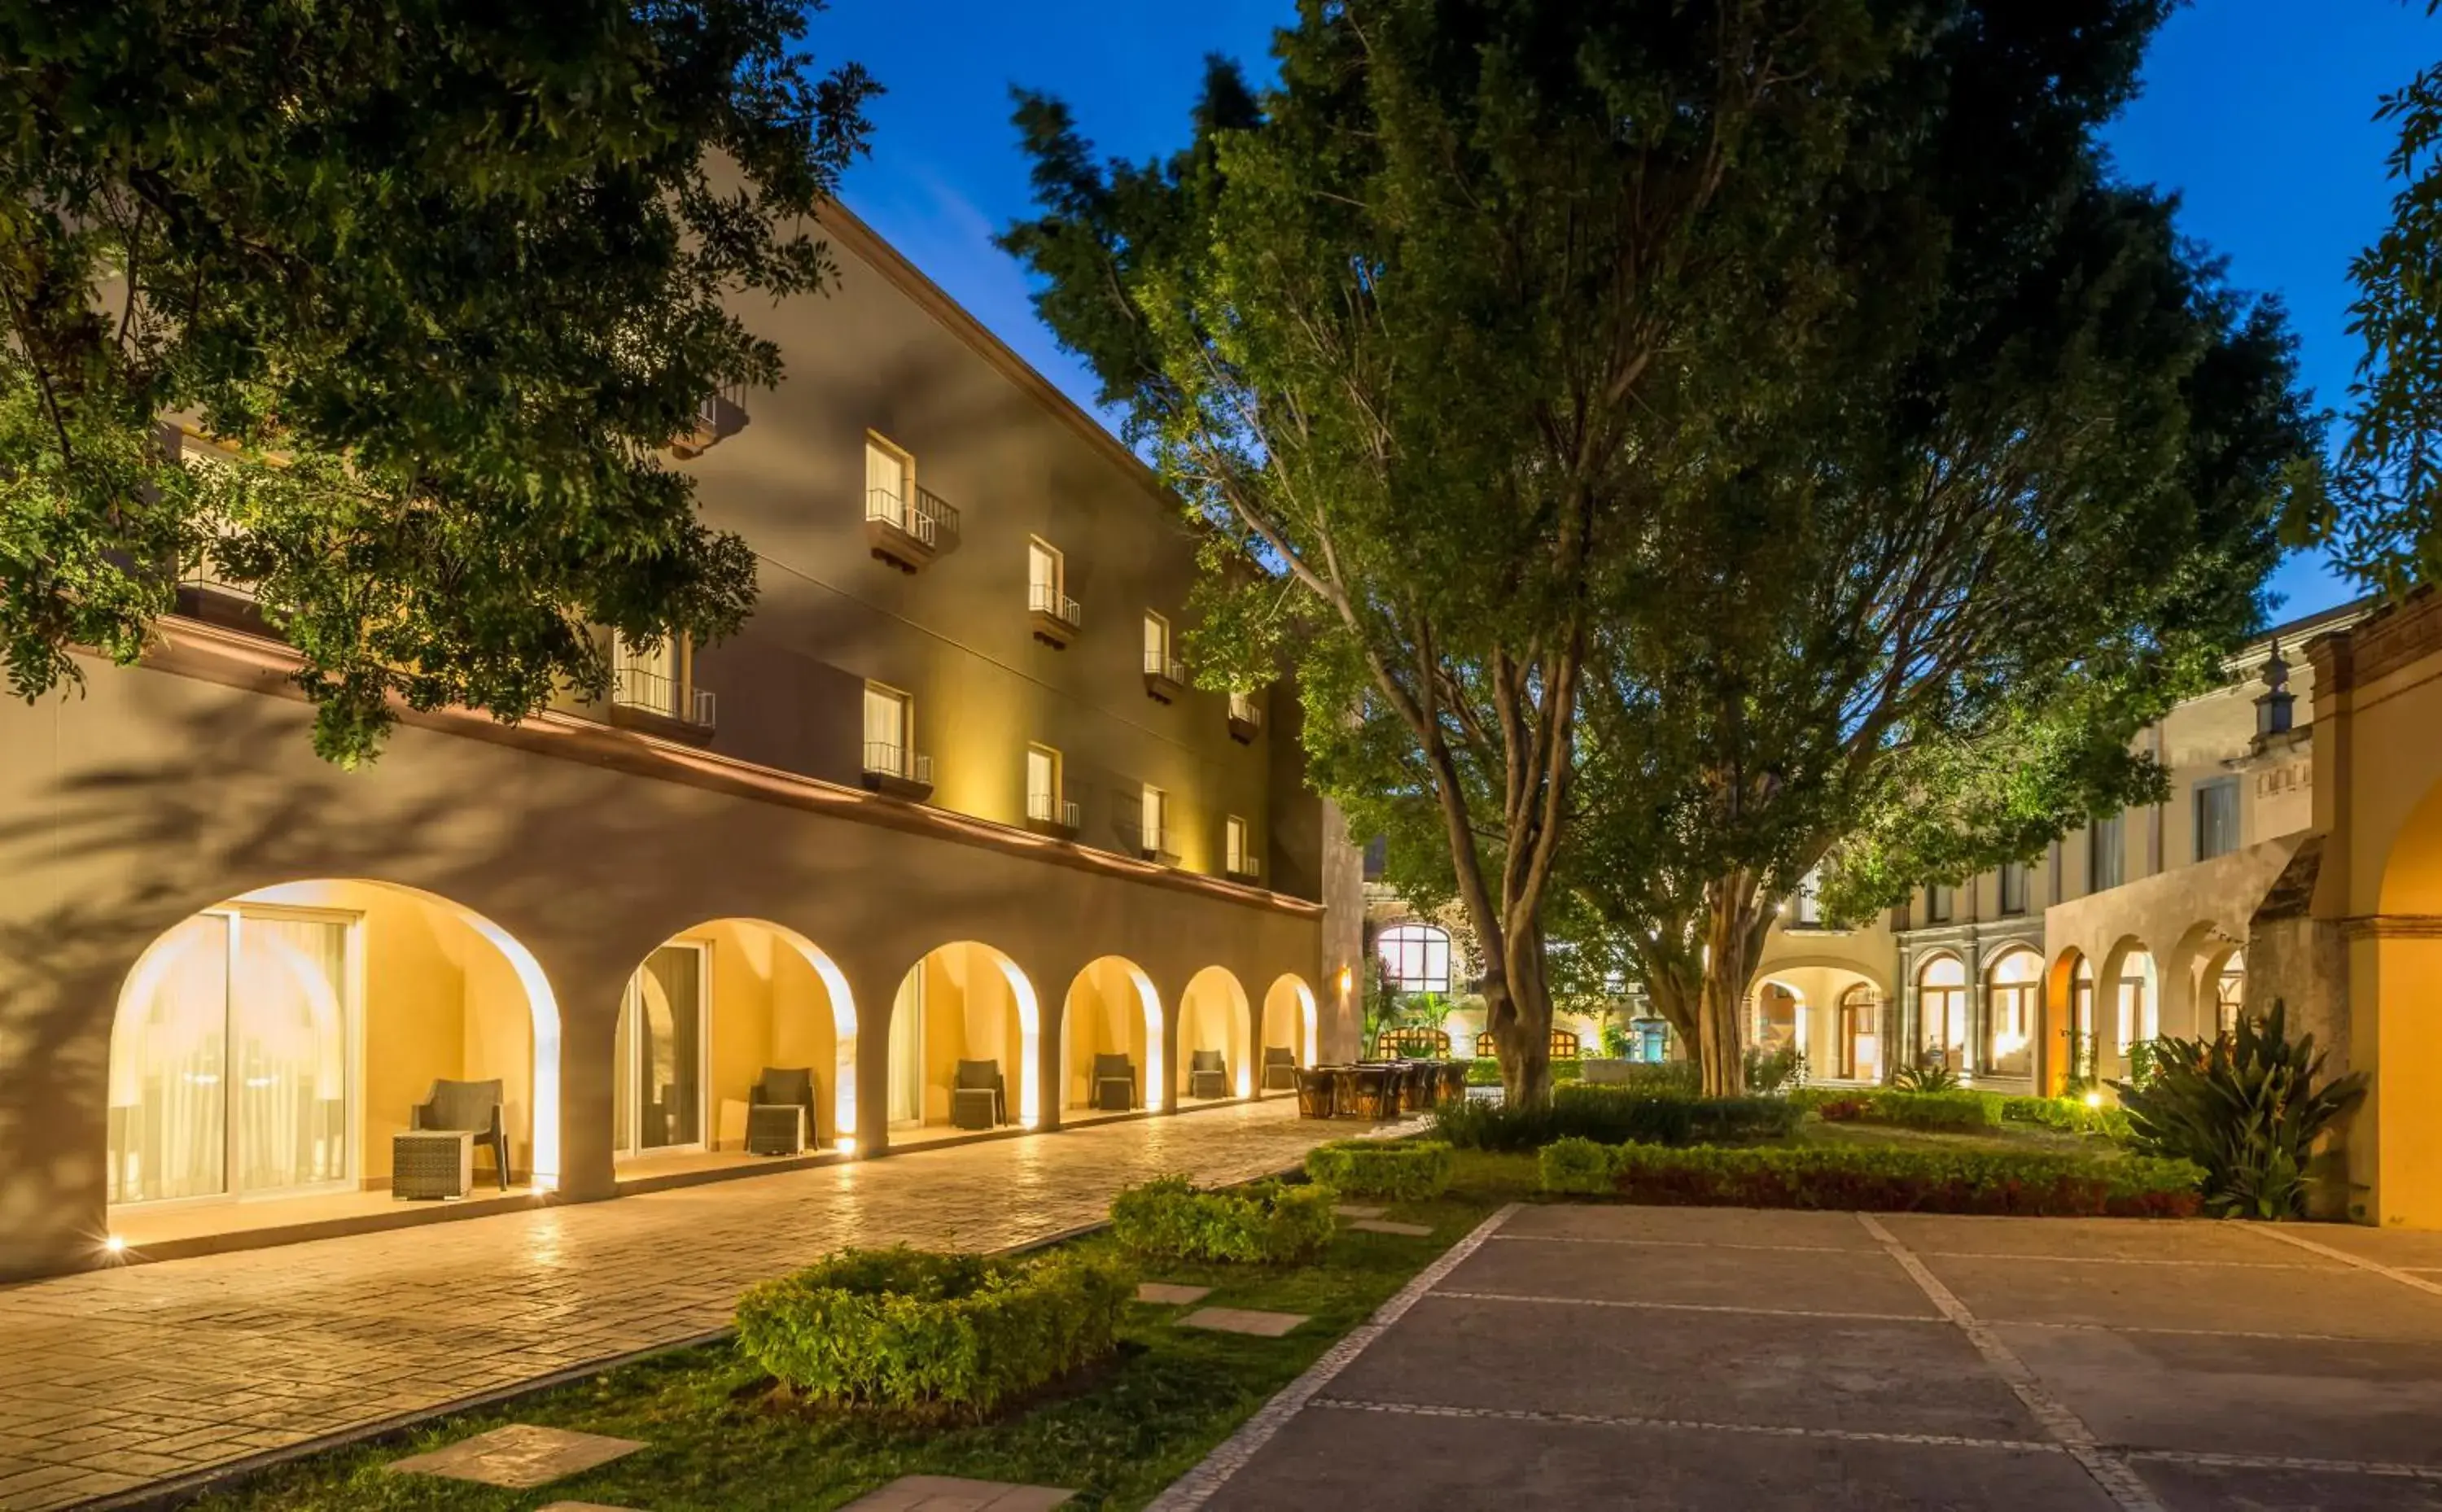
[1369,595,2442,1229]
[0,206,1365,1282]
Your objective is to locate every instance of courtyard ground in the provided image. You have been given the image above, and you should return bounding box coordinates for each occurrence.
[1176,1202,2442,1511]
[0,1100,1359,1512]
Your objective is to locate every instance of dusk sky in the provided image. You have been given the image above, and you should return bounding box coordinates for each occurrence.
[812,0,2436,624]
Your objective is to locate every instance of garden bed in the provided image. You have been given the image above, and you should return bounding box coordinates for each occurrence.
[1540,1137,2203,1216]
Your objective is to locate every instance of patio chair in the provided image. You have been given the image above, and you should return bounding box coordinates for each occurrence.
[1295,1066,1337,1119]
[1092,1053,1139,1112]
[410,1078,510,1191]
[1261,1045,1298,1091]
[952,1059,1007,1130]
[748,1066,820,1155]
[1188,1048,1231,1100]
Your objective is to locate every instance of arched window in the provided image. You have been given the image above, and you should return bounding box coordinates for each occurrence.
[2116,949,2158,1055]
[1376,924,1451,994]
[2068,955,2097,1082]
[2215,950,2246,1039]
[1836,985,1881,1081]
[1919,955,1967,1070]
[1985,949,2042,1077]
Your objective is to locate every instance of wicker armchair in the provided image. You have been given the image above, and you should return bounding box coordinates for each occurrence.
[952,1059,1007,1130]
[1187,1048,1231,1100]
[410,1078,510,1191]
[1092,1053,1139,1112]
[1260,1045,1299,1091]
[749,1066,819,1154]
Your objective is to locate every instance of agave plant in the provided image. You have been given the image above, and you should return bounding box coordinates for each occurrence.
[1891,1058,1961,1094]
[2111,999,2366,1219]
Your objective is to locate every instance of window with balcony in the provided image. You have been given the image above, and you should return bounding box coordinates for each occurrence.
[1137,784,1171,860]
[1791,866,1823,926]
[2089,812,2125,892]
[610,635,715,732]
[1925,884,1953,924]
[863,433,959,571]
[1027,539,1080,647]
[1225,815,1258,881]
[860,682,931,798]
[2195,779,2240,862]
[1025,744,1077,836]
[1227,690,1261,743]
[1999,860,2029,916]
[1143,611,1184,702]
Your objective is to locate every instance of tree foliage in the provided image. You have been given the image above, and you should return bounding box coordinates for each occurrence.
[2324,2,2442,591]
[0,0,875,762]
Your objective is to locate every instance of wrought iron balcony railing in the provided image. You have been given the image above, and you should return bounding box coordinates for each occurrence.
[611,663,715,728]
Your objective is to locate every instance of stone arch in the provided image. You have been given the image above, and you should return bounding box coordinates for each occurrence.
[1260,975,1319,1090]
[1177,966,1254,1101]
[2098,935,2160,1065]
[884,942,1041,1132]
[1060,956,1163,1116]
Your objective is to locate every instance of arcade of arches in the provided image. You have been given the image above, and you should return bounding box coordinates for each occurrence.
[95,885,1330,1256]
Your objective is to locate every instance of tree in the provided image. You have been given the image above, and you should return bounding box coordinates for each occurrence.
[0,1,876,763]
[2324,2,2442,590]
[1558,64,2317,1090]
[1002,0,1927,1108]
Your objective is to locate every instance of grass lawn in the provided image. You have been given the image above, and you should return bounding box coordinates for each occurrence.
[191,1151,1542,1512]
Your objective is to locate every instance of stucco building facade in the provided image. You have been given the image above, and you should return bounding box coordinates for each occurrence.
[0,207,1363,1282]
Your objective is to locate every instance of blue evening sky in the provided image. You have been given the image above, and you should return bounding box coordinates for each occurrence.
[812,0,2435,623]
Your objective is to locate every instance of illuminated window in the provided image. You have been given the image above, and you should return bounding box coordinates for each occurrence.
[1143,611,1175,676]
[2116,948,2157,1053]
[1140,784,1169,857]
[1026,745,1064,825]
[1984,949,2041,1077]
[2195,779,2240,862]
[1836,985,1880,1081]
[2090,813,2125,892]
[1999,861,2029,916]
[1918,955,1967,1069]
[864,435,912,527]
[1792,867,1822,925]
[1926,884,1953,924]
[1225,815,1250,876]
[862,683,912,778]
[1377,924,1451,994]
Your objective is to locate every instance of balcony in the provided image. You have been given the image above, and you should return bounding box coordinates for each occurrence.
[608,663,716,739]
[1029,582,1083,649]
[860,741,935,802]
[1024,790,1082,840]
[865,484,961,573]
[668,385,749,459]
[1226,852,1264,885]
[1228,692,1261,744]
[1143,650,1187,704]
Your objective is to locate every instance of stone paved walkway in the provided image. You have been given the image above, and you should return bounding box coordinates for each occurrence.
[0,1101,1358,1511]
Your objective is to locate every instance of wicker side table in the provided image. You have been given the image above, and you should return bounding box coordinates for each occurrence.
[745,1103,806,1156]
[393,1130,473,1200]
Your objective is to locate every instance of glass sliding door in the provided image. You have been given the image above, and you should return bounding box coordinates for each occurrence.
[888,965,925,1125]
[107,907,355,1208]
[615,943,707,1156]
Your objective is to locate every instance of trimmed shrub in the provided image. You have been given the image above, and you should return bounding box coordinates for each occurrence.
[1862,1090,2002,1131]
[1813,1096,1872,1121]
[1433,1085,1800,1152]
[1536,1140,2203,1217]
[2001,1095,2133,1142]
[1109,1175,1337,1264]
[735,1246,1131,1416]
[1464,1057,1588,1086]
[1305,1138,1455,1200]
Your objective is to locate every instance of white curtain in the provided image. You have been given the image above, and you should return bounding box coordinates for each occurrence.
[107,915,230,1204]
[888,967,924,1124]
[230,916,348,1193]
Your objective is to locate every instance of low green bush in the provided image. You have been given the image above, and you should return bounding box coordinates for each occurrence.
[735,1246,1131,1416]
[1536,1140,2203,1217]
[1109,1175,1337,1263]
[1304,1138,1455,1200]
[1785,1086,1859,1115]
[1433,1084,1800,1152]
[1464,1057,1589,1086]
[2001,1094,2132,1141]
[1862,1090,2002,1130]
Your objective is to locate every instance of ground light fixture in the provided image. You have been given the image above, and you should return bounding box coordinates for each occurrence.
[2084,1090,2105,1108]
[835,1137,857,1155]
[103,1235,125,1255]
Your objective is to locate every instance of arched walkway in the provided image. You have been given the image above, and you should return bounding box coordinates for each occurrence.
[1259,975,1318,1093]
[105,879,560,1224]
[1060,957,1162,1117]
[1754,980,1805,1063]
[1177,967,1253,1102]
[610,920,856,1167]
[2099,937,2159,1071]
[886,942,1040,1140]
[2045,949,2098,1094]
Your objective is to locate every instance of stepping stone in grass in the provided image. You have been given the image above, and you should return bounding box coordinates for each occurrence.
[842,1473,1076,1510]
[387,1425,643,1489]
[1136,1282,1213,1305]
[1333,1204,1389,1219]
[1348,1219,1433,1237]
[1178,1306,1310,1338]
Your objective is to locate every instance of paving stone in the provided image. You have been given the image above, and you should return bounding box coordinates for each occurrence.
[1178,1307,1309,1338]
[841,1473,1075,1510]
[1348,1219,1433,1237]
[1333,1204,1389,1219]
[387,1425,642,1489]
[1135,1283,1213,1305]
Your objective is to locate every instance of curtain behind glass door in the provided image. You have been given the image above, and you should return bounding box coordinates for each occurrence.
[632,946,704,1150]
[230,915,349,1193]
[107,914,230,1204]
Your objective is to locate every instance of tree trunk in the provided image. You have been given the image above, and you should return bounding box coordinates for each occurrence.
[1696,872,1772,1096]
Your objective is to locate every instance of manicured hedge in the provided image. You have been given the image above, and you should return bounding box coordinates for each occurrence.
[1537,1137,2203,1217]
[2001,1095,2133,1142]
[735,1246,1131,1416]
[1859,1090,2002,1130]
[1109,1175,1337,1264]
[1433,1085,1801,1152]
[1464,1057,1588,1086]
[1304,1138,1455,1200]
